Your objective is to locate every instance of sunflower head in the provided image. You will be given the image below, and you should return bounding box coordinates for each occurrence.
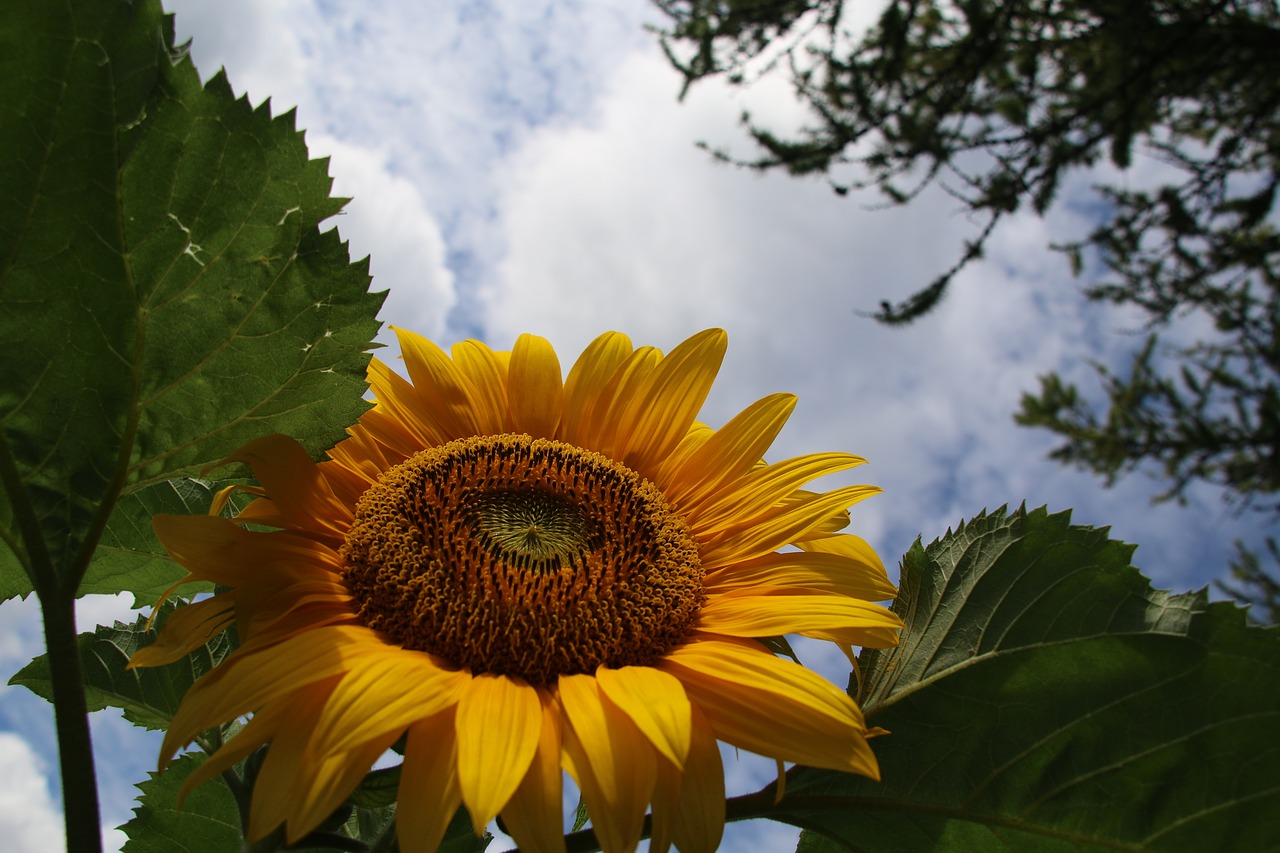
[340,432,705,684]
[134,327,902,853]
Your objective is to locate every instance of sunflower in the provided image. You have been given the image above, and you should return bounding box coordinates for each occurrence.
[132,327,902,853]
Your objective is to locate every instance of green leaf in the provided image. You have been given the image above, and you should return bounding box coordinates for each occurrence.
[352,765,402,810]
[346,765,497,850]
[0,544,33,603]
[338,803,490,852]
[759,635,803,664]
[439,807,493,853]
[773,506,1280,852]
[342,803,396,845]
[0,0,383,599]
[8,606,232,730]
[348,771,491,851]
[120,752,243,853]
[571,796,591,832]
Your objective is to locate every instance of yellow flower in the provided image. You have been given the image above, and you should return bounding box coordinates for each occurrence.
[133,327,902,853]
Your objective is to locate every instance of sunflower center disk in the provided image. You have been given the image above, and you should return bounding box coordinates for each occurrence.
[340,434,705,684]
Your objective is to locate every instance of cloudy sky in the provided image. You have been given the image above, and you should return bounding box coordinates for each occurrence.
[1,1,1268,850]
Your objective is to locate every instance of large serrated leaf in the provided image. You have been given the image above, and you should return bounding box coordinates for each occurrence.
[763,506,1280,852]
[8,606,232,730]
[0,0,383,599]
[120,752,243,853]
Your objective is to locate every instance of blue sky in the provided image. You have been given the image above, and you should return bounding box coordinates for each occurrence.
[0,1,1270,850]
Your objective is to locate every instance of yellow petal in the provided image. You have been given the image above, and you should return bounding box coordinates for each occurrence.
[455,674,543,833]
[800,531,886,566]
[809,502,852,535]
[649,703,724,853]
[660,636,880,778]
[562,331,634,446]
[507,333,564,438]
[129,592,236,669]
[656,421,714,486]
[291,732,399,842]
[558,674,656,853]
[686,452,867,534]
[176,694,291,806]
[704,543,898,602]
[245,679,399,843]
[233,591,358,659]
[658,393,796,505]
[802,624,905,649]
[612,329,727,473]
[365,358,450,449]
[224,434,351,542]
[160,625,381,766]
[152,514,340,588]
[596,666,691,770]
[398,708,463,853]
[701,484,882,568]
[322,433,389,505]
[452,339,511,434]
[235,573,353,627]
[307,649,467,757]
[394,325,485,438]
[208,483,263,517]
[697,591,903,641]
[246,678,336,840]
[581,346,661,455]
[500,689,567,853]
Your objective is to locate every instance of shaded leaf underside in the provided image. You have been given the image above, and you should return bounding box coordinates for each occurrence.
[772,507,1280,852]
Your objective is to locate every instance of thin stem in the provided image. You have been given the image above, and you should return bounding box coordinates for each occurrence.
[39,592,103,853]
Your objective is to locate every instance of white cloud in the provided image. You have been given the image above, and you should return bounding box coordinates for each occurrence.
[485,43,1265,593]
[75,594,141,633]
[0,725,136,853]
[162,0,311,111]
[0,596,37,666]
[103,825,127,853]
[307,134,456,343]
[0,732,68,851]
[720,819,803,853]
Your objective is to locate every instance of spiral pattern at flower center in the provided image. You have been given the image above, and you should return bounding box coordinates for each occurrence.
[340,434,705,684]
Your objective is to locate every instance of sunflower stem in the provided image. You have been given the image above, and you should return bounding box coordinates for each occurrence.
[220,767,251,832]
[39,590,104,853]
[559,824,603,853]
